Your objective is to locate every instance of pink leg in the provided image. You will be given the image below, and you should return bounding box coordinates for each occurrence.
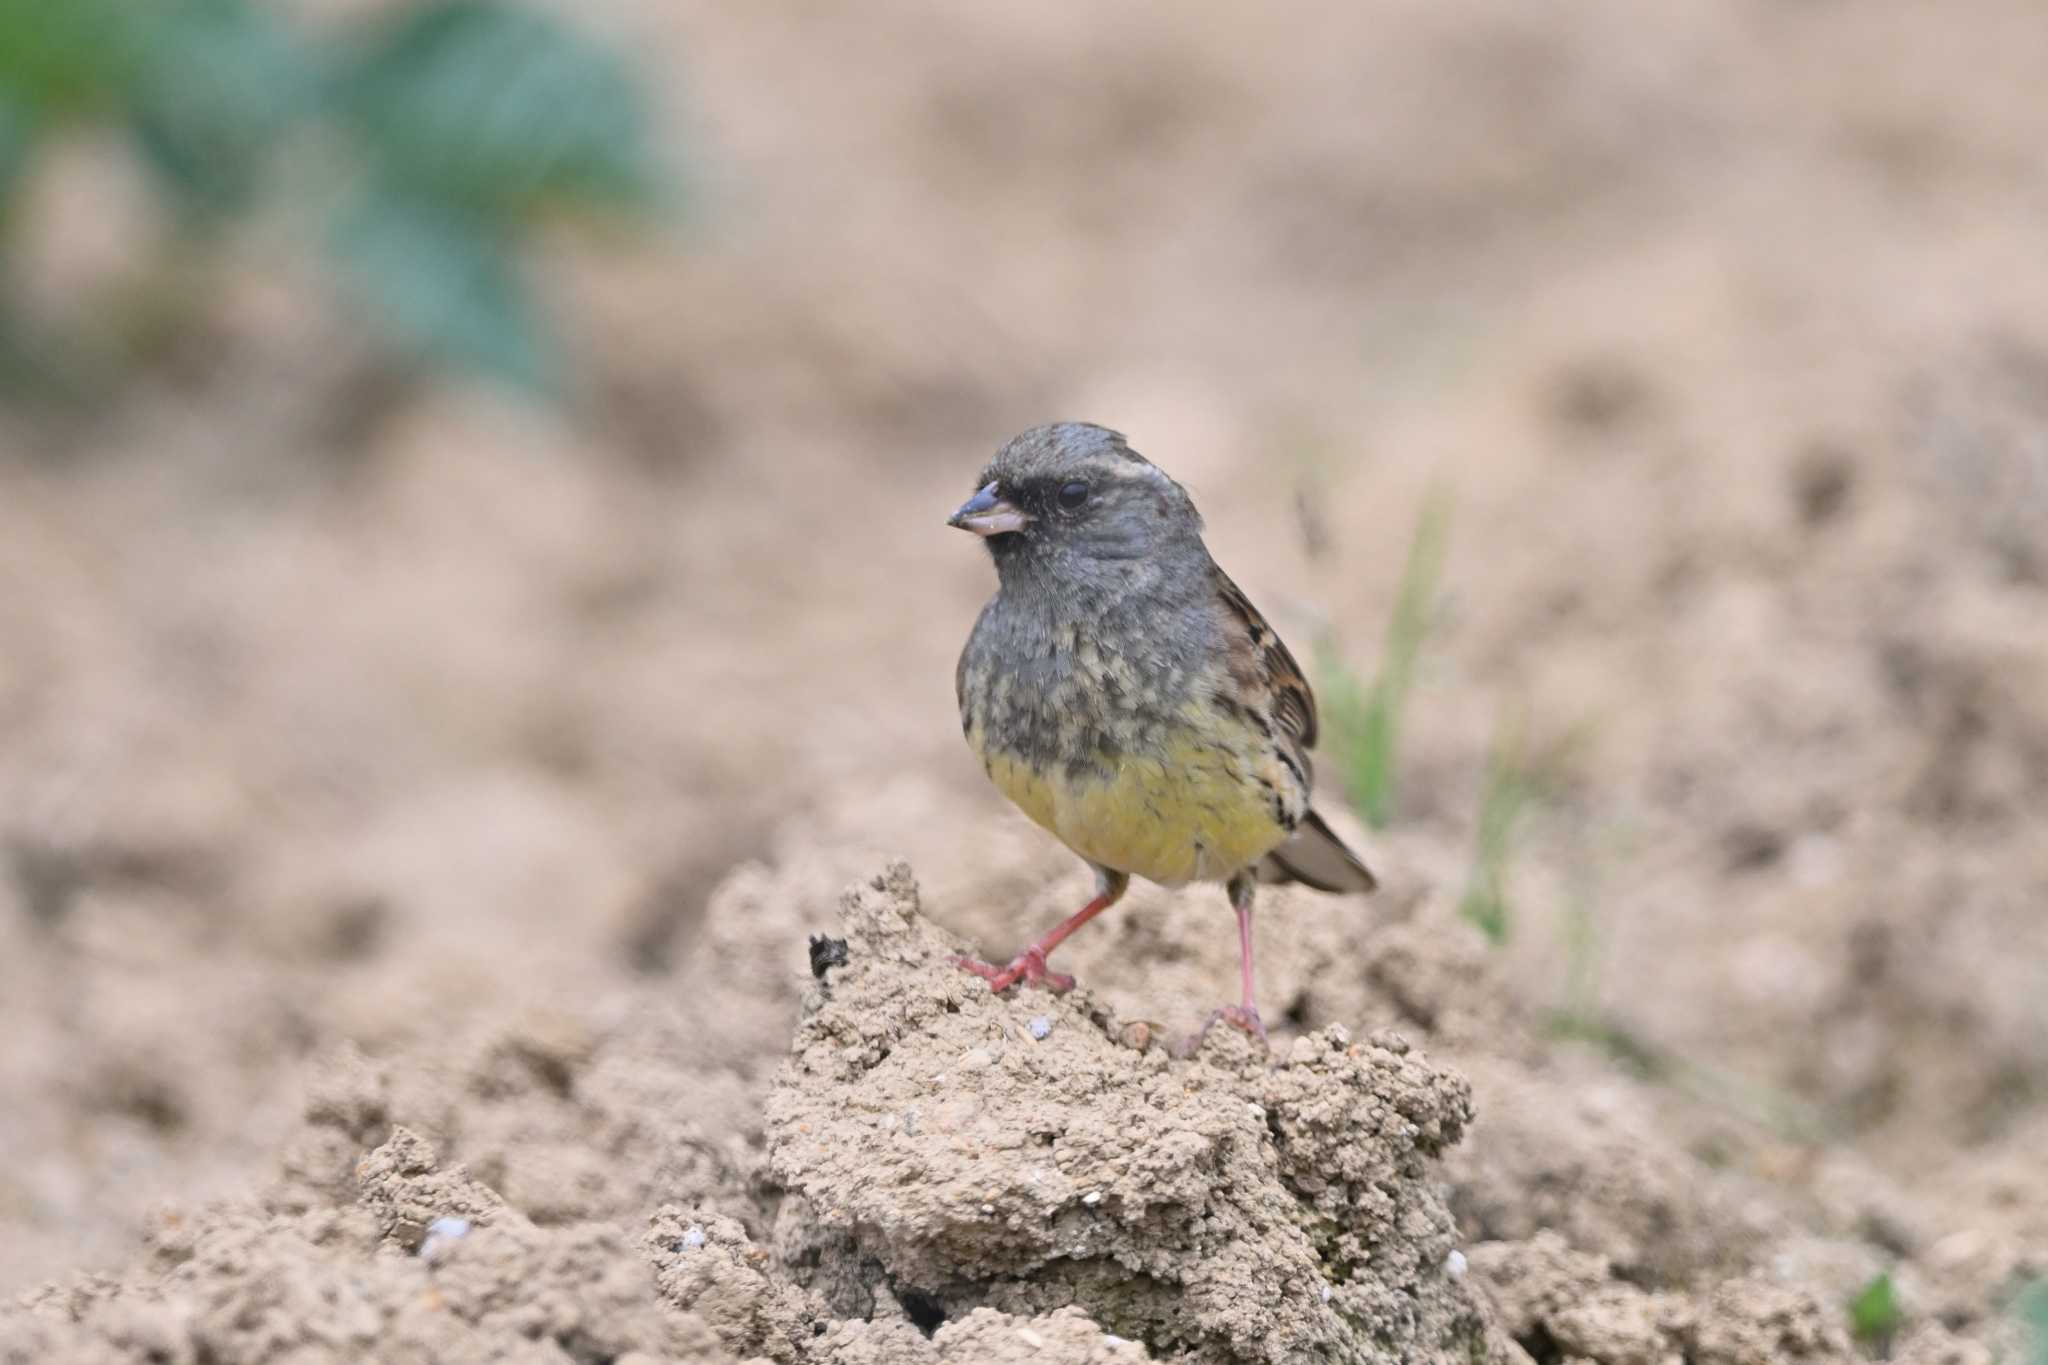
[1180,874,1268,1054]
[956,869,1129,995]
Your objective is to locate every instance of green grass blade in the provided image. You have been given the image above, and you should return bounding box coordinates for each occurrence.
[1458,708,1532,943]
[1323,488,1450,830]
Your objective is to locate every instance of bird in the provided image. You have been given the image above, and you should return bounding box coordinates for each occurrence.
[948,421,1375,1044]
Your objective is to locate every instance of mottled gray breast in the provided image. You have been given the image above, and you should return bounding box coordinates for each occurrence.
[958,558,1219,783]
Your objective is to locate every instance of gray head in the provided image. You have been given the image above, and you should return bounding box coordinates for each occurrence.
[947,424,1205,580]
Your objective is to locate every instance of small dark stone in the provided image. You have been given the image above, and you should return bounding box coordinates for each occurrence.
[808,934,850,980]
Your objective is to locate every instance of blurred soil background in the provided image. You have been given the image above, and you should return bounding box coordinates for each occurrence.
[2,0,2046,1360]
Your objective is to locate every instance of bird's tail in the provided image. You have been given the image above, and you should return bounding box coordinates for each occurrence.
[1256,808,1377,894]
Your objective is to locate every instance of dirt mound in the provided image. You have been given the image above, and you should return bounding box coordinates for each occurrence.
[6,1127,731,1365]
[11,862,1510,1365]
[4,859,2042,1364]
[747,862,1496,1364]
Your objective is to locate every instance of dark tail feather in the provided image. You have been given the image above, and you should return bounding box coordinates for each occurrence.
[1256,808,1378,894]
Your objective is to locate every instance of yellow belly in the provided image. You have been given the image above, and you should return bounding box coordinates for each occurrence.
[981,734,1288,887]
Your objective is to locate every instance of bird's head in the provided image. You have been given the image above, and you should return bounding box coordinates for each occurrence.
[947,423,1204,577]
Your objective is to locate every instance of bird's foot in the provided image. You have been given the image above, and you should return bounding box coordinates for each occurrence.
[1176,1004,1267,1058]
[952,947,1075,995]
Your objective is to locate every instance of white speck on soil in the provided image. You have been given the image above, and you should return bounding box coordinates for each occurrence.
[417,1215,471,1261]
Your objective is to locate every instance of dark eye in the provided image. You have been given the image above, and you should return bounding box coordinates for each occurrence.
[1056,481,1090,510]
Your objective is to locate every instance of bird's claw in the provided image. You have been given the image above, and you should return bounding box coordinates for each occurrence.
[1176,1004,1268,1058]
[952,948,1075,995]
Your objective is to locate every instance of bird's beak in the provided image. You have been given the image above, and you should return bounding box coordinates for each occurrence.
[948,482,1031,537]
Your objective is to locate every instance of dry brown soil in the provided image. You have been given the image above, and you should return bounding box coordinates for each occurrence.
[4,2,2047,1362]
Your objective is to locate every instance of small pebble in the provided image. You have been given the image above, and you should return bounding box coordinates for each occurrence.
[1082,1190,1101,1206]
[960,1047,993,1070]
[1016,1327,1044,1347]
[1320,1285,1333,1303]
[1444,1249,1467,1280]
[1370,1027,1411,1055]
[418,1216,471,1262]
[1028,1015,1053,1040]
[680,1225,707,1251]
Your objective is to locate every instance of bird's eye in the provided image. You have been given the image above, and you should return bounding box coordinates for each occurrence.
[1056,481,1090,511]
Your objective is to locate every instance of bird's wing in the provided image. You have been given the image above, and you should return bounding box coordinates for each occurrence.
[1212,564,1318,753]
[1216,564,1378,894]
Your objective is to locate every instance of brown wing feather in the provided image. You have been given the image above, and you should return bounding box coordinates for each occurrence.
[1212,566,1318,751]
[1214,564,1378,895]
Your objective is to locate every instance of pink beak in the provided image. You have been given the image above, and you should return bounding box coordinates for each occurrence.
[948,481,1031,537]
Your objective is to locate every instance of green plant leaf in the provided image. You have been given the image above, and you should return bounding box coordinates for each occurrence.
[337,0,661,218]
[1848,1272,1902,1348]
[0,91,38,224]
[124,0,313,218]
[2015,1281,2048,1365]
[329,182,553,390]
[0,0,147,117]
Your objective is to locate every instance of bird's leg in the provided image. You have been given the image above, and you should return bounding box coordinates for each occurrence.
[955,868,1129,995]
[1227,875,1267,1039]
[1179,873,1268,1054]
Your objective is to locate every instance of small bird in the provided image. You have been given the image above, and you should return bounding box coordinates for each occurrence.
[948,422,1375,1042]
